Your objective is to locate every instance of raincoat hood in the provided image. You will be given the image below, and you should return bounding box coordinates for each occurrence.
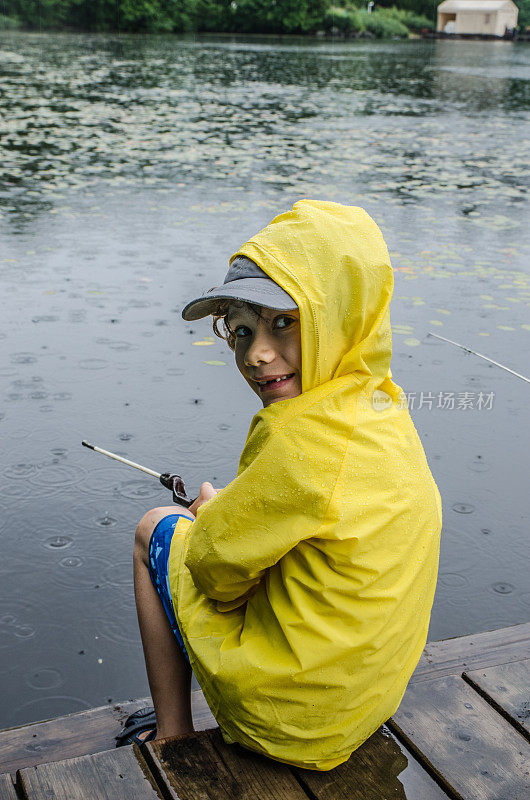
[232,199,399,399]
[168,200,442,771]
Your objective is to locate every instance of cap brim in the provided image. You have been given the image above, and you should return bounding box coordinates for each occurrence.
[181,277,297,321]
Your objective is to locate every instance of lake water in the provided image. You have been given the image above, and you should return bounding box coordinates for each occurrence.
[0,31,529,729]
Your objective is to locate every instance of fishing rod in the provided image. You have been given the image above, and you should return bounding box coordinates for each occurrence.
[81,441,197,508]
[427,332,530,384]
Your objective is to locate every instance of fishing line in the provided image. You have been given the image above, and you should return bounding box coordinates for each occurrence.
[427,332,530,384]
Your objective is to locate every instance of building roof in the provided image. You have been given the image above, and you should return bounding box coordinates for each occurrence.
[438,0,516,11]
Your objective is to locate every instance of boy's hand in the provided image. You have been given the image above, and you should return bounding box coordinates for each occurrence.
[188,481,218,517]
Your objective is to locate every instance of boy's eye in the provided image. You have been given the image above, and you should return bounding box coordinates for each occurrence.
[234,325,251,339]
[274,315,294,329]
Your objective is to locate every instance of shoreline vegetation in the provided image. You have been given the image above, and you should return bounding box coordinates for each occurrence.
[1,1,528,39]
[0,1,439,40]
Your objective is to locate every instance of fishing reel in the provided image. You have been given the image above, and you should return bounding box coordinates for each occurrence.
[159,473,197,508]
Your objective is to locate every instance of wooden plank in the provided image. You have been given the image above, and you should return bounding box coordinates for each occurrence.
[208,728,309,799]
[144,728,309,800]
[0,698,145,775]
[0,774,18,800]
[463,659,530,740]
[412,623,530,682]
[293,725,450,800]
[18,746,162,800]
[389,674,530,800]
[0,689,216,774]
[144,730,245,800]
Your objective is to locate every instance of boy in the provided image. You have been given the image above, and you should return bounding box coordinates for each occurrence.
[118,200,442,771]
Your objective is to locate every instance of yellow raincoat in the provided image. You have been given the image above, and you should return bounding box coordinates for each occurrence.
[168,200,442,770]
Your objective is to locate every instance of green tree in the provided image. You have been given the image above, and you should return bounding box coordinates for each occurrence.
[221,0,328,34]
[2,0,197,31]
[5,0,68,28]
[67,0,120,31]
[322,6,364,33]
[373,0,438,23]
[192,0,232,32]
[516,0,530,28]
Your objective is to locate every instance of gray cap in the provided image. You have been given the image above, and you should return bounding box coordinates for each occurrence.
[181,256,297,321]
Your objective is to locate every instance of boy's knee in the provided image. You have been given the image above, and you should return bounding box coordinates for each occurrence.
[134,506,192,555]
[135,507,170,554]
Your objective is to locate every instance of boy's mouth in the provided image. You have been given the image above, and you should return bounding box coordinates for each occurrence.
[254,373,295,392]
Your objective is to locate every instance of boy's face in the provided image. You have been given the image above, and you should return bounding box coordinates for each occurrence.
[226,303,302,407]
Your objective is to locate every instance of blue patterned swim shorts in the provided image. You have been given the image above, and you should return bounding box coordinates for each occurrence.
[148,513,193,663]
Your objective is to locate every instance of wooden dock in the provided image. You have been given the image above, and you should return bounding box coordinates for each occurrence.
[0,623,528,799]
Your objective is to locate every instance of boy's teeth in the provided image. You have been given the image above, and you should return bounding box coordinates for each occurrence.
[259,374,290,385]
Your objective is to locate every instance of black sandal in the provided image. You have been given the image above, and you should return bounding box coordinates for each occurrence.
[115,706,157,747]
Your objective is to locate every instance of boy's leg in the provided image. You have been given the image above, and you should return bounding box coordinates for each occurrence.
[134,506,195,739]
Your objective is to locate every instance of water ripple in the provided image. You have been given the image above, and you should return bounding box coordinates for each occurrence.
[50,555,114,591]
[27,463,88,490]
[118,479,167,501]
[25,668,63,690]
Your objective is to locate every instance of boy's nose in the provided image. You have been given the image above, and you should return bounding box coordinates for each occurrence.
[244,330,276,366]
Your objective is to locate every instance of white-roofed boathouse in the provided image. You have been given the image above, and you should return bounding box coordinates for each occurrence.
[436,0,519,37]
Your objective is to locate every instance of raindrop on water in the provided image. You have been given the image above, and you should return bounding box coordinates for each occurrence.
[491,582,514,594]
[60,556,83,568]
[452,503,475,514]
[45,536,73,549]
[96,515,118,528]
